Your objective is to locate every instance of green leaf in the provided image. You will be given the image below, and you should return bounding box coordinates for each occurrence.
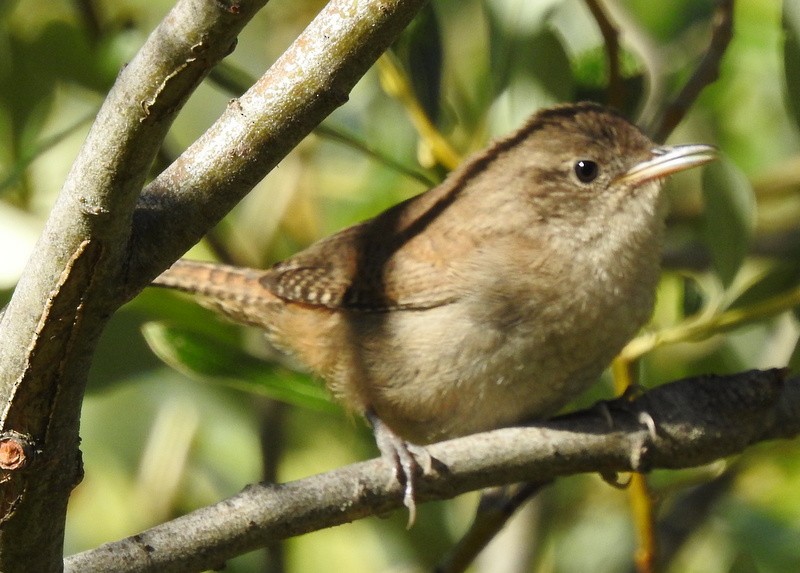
[701,158,757,286]
[142,322,336,413]
[783,0,800,131]
[728,262,800,311]
[787,337,800,372]
[492,24,573,99]
[392,4,443,124]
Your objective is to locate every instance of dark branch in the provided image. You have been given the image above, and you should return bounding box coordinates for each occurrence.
[584,0,624,108]
[650,0,734,141]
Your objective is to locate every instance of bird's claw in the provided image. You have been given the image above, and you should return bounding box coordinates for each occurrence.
[368,412,431,527]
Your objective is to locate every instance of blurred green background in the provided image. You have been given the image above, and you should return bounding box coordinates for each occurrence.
[3,0,800,571]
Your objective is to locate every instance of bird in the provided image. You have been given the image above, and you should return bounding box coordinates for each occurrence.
[151,101,717,519]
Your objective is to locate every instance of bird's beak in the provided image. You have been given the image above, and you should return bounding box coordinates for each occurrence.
[616,144,718,186]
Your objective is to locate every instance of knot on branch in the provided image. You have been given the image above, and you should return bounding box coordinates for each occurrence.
[0,431,36,471]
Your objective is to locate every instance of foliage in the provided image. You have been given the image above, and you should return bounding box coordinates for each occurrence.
[2,0,800,571]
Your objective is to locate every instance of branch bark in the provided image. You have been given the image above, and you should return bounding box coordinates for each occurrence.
[0,0,428,570]
[0,2,267,570]
[64,369,796,573]
[125,0,430,292]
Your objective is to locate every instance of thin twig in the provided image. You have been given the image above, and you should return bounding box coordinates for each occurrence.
[621,279,800,362]
[208,61,438,186]
[316,124,438,186]
[652,465,738,571]
[584,0,624,108]
[0,111,96,195]
[435,482,547,573]
[650,0,734,141]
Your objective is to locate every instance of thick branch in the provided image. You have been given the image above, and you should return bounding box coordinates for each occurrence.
[0,2,268,570]
[0,1,429,569]
[64,369,795,573]
[126,0,430,291]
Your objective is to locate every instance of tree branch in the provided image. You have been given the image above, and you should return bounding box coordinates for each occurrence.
[64,369,795,573]
[436,482,546,573]
[0,2,269,570]
[584,0,624,108]
[0,1,431,569]
[649,0,733,141]
[125,0,430,292]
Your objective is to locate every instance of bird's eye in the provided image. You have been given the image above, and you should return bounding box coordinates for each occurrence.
[574,160,599,183]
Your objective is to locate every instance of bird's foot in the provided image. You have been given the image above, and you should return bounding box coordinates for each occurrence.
[368,412,431,527]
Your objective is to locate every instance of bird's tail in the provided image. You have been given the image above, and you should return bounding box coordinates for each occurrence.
[152,259,279,328]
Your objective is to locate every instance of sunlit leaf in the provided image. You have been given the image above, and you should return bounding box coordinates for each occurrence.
[728,262,800,311]
[142,322,336,413]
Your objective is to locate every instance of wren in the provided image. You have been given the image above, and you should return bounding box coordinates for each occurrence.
[151,102,717,516]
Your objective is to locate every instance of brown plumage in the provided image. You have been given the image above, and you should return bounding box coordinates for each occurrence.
[152,102,716,515]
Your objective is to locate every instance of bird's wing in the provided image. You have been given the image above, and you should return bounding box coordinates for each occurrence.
[260,197,471,312]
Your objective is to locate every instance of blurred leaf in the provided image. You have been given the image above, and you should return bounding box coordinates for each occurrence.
[623,0,713,41]
[728,262,800,311]
[142,322,336,413]
[489,20,574,104]
[701,158,757,286]
[725,502,800,571]
[33,22,94,86]
[572,47,646,115]
[0,111,95,195]
[392,4,443,124]
[486,25,574,131]
[783,0,800,131]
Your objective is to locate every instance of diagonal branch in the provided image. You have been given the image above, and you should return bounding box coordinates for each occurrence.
[0,2,269,570]
[64,369,796,573]
[649,0,734,141]
[0,1,433,570]
[126,0,430,292]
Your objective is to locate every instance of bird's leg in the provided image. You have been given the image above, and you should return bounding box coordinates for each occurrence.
[367,411,431,527]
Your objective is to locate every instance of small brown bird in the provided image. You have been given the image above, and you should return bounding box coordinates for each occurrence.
[152,102,716,516]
